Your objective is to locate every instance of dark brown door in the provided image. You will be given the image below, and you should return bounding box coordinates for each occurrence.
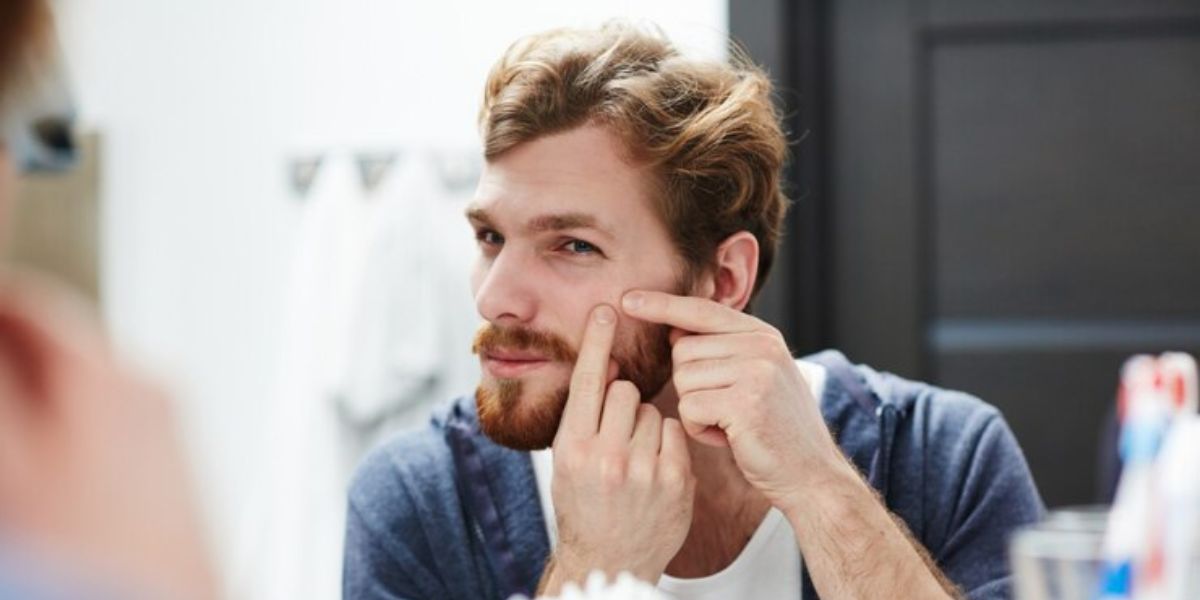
[735,0,1200,507]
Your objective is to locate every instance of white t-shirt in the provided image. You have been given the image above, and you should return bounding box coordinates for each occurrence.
[531,359,827,599]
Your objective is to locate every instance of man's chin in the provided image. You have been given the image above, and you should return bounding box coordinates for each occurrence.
[474,381,568,452]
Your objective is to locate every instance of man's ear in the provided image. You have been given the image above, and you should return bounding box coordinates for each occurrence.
[709,231,759,312]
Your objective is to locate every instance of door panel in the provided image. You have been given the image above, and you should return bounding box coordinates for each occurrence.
[828,1,1200,506]
[932,37,1200,318]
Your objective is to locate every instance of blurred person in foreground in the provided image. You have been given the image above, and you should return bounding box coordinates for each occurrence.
[0,1,218,597]
[344,23,1044,600]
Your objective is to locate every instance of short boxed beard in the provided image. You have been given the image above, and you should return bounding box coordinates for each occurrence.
[474,320,673,451]
[476,379,568,451]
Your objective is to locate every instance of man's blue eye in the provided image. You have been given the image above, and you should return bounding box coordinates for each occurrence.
[564,239,599,255]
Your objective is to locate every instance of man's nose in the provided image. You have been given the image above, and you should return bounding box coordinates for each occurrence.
[474,249,537,326]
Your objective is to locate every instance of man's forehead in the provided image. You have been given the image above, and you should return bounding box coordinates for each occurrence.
[472,152,644,205]
[474,124,655,208]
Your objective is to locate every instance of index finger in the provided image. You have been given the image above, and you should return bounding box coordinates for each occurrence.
[621,290,762,334]
[560,304,617,436]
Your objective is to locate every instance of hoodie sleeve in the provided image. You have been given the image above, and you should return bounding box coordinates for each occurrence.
[926,406,1045,600]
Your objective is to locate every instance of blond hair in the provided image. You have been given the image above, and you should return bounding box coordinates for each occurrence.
[479,22,789,303]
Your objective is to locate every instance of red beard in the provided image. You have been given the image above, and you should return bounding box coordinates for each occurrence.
[472,318,673,451]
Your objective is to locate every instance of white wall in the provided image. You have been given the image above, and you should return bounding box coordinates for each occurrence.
[53,0,726,593]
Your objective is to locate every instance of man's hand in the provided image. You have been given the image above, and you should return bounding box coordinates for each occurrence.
[622,290,960,599]
[620,290,849,516]
[539,304,695,594]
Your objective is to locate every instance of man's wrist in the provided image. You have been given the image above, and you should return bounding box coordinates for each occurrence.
[776,452,960,600]
[779,452,872,529]
[539,554,584,596]
[540,548,664,594]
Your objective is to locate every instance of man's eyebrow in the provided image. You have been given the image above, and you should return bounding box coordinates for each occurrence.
[526,213,612,239]
[464,206,494,227]
[465,207,614,240]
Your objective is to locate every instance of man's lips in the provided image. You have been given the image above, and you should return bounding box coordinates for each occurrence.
[482,349,554,378]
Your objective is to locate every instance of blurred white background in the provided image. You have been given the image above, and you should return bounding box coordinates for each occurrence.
[49,1,727,597]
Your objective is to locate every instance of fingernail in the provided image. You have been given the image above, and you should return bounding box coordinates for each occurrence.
[623,292,644,311]
[594,305,615,324]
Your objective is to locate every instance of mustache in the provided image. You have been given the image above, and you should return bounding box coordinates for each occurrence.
[472,323,578,363]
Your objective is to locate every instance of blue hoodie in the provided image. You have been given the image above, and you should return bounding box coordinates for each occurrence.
[344,350,1044,599]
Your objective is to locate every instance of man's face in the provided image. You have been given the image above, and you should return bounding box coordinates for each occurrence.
[468,124,687,451]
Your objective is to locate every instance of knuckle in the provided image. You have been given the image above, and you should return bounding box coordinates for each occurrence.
[748,328,768,348]
[751,330,774,351]
[597,452,629,487]
[627,456,656,484]
[760,324,783,340]
[771,336,792,357]
[750,359,775,388]
[556,453,580,475]
[672,337,695,362]
[749,329,786,356]
[660,461,693,491]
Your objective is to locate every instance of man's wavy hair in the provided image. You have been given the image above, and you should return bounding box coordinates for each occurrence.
[479,22,789,306]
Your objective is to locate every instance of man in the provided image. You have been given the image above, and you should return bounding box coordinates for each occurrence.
[0,2,217,598]
[344,23,1043,599]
